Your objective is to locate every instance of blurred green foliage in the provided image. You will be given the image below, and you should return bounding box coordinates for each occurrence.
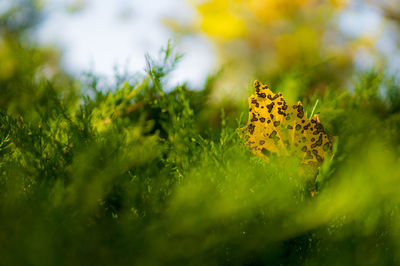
[0,0,78,120]
[2,1,400,266]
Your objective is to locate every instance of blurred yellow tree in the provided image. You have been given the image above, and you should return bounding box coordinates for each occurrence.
[168,0,378,101]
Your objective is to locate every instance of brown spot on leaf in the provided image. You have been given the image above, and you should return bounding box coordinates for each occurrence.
[311,134,323,148]
[248,124,255,135]
[261,148,271,156]
[267,94,279,101]
[266,102,274,113]
[251,113,258,122]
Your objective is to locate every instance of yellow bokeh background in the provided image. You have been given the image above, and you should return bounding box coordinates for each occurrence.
[170,0,382,102]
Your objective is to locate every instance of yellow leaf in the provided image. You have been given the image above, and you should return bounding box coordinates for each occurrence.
[241,80,333,164]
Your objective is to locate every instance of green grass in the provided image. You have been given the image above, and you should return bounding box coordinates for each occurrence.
[1,43,400,265]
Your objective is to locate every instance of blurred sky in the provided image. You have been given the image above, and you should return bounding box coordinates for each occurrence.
[33,0,399,87]
[36,0,215,88]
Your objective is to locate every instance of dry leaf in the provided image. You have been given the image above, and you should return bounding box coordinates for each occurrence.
[241,80,333,164]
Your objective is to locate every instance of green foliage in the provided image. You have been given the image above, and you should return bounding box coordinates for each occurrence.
[1,8,400,261]
[1,42,400,265]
